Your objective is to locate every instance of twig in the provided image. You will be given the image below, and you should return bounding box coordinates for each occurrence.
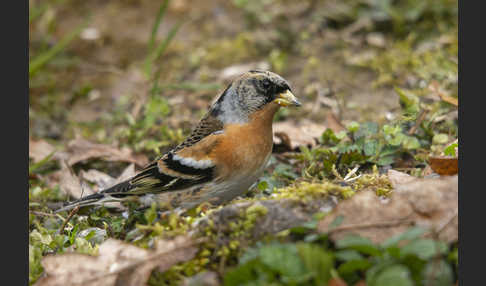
[408,109,428,135]
[29,210,56,217]
[343,165,360,181]
[58,206,80,235]
[328,219,415,234]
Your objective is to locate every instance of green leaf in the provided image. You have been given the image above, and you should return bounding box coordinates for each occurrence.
[382,226,427,248]
[336,235,382,256]
[257,181,269,191]
[401,239,446,260]
[322,128,341,145]
[377,155,395,166]
[402,135,421,149]
[395,87,420,118]
[335,249,364,261]
[297,243,334,285]
[372,264,414,286]
[224,259,268,286]
[338,259,372,275]
[364,139,379,156]
[347,121,360,133]
[444,142,458,156]
[423,259,454,286]
[259,243,307,280]
[432,133,449,145]
[355,122,379,139]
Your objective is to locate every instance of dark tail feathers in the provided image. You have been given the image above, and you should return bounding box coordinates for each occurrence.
[55,180,133,213]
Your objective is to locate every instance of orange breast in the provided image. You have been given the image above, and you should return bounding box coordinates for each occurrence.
[212,103,278,180]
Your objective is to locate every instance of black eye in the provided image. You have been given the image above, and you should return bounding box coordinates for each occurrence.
[262,79,271,89]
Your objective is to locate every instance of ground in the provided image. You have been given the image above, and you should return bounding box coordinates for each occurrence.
[29,0,458,285]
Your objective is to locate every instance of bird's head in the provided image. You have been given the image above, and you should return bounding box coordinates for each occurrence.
[210,70,301,124]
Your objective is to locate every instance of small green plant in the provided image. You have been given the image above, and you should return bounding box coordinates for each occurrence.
[224,226,456,286]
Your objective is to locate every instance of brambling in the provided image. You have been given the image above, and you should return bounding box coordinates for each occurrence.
[57,70,301,212]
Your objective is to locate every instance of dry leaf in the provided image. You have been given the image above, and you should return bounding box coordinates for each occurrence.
[114,163,137,184]
[428,156,458,176]
[29,138,56,163]
[273,120,327,151]
[325,112,346,133]
[66,138,148,167]
[387,169,415,188]
[428,81,458,107]
[59,163,96,199]
[318,175,458,243]
[80,169,115,191]
[34,236,199,286]
[80,164,136,191]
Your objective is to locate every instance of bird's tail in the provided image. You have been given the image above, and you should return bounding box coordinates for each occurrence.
[55,180,133,213]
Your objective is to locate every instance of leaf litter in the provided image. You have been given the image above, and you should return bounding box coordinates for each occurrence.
[318,172,458,244]
[34,235,200,286]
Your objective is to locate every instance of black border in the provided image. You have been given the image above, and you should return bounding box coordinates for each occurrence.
[3,0,29,284]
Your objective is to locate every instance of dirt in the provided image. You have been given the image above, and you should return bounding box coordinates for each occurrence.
[29,0,399,142]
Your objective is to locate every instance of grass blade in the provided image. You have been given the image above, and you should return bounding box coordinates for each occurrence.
[29,20,87,77]
[147,0,170,55]
[29,3,48,23]
[145,20,183,78]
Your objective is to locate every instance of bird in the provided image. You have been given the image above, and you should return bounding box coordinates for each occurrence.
[56,70,301,213]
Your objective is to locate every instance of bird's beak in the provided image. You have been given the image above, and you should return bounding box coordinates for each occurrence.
[274,90,301,107]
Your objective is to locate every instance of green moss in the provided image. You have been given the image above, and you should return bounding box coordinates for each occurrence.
[272,181,355,202]
[351,167,393,197]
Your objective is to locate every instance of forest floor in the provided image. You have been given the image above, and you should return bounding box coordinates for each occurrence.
[29,0,458,285]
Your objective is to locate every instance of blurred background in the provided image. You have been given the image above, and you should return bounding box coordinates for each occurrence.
[29,0,458,158]
[29,1,459,285]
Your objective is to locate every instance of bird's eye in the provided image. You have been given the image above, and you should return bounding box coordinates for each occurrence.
[262,79,271,89]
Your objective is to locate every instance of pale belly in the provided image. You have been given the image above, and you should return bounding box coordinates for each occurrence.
[145,151,272,210]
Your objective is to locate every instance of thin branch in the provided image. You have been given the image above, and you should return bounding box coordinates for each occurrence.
[408,109,428,135]
[58,206,80,235]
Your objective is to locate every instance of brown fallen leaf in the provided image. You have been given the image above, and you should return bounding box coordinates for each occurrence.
[34,236,199,286]
[428,156,458,176]
[67,164,136,210]
[318,175,458,244]
[428,81,458,107]
[29,138,56,163]
[387,169,416,188]
[113,163,137,184]
[273,120,327,151]
[66,138,148,167]
[59,162,96,199]
[80,169,115,191]
[325,112,346,133]
[80,164,137,192]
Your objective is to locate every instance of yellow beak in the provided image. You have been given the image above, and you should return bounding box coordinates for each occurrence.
[274,90,301,107]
